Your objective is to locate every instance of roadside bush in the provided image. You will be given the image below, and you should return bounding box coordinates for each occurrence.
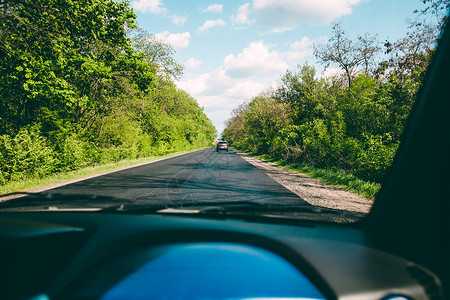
[354,134,398,183]
[0,135,12,185]
[135,133,153,157]
[59,134,97,171]
[270,125,303,160]
[298,119,331,167]
[0,128,56,183]
[99,146,137,164]
[224,62,418,185]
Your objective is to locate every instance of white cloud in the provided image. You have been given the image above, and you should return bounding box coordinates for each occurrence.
[199,67,231,96]
[203,109,231,135]
[231,3,254,26]
[131,0,167,14]
[171,15,188,26]
[131,1,187,26]
[177,73,210,96]
[177,41,293,134]
[223,41,288,78]
[263,27,294,34]
[286,37,314,61]
[290,37,312,51]
[198,19,227,32]
[320,67,345,78]
[225,80,268,99]
[253,0,364,27]
[195,79,278,135]
[184,58,203,69]
[178,71,271,134]
[202,4,223,13]
[154,31,191,48]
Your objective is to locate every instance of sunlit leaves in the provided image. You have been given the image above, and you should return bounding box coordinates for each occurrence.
[0,0,216,184]
[225,58,428,183]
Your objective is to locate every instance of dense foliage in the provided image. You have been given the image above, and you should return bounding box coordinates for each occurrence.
[0,0,215,185]
[223,2,443,184]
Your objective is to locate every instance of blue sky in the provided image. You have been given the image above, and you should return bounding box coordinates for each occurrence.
[128,0,428,135]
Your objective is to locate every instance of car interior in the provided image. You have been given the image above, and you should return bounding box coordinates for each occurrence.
[0,6,449,300]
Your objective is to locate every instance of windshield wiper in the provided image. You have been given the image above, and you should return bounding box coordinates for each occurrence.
[0,193,365,223]
[104,200,367,224]
[104,200,362,218]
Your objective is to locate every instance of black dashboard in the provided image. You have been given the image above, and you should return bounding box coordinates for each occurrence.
[0,212,441,300]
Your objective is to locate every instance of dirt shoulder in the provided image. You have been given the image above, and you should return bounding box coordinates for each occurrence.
[236,151,372,214]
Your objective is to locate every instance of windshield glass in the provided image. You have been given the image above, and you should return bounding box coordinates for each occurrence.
[0,0,446,222]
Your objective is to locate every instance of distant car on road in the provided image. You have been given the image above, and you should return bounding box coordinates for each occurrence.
[216,141,229,152]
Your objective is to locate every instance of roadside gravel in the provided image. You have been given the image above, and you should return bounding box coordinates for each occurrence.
[236,151,372,214]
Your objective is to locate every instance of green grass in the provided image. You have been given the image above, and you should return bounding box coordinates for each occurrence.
[0,149,200,196]
[251,153,380,200]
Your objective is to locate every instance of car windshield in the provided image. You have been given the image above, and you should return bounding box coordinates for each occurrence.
[0,0,447,223]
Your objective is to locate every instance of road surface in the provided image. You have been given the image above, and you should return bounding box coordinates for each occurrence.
[0,148,313,210]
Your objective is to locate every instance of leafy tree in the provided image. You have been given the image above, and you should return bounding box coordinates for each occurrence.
[0,0,216,185]
[0,0,137,136]
[222,101,249,148]
[225,0,445,183]
[128,27,184,80]
[275,63,331,124]
[313,23,380,86]
[243,96,291,154]
[415,0,450,31]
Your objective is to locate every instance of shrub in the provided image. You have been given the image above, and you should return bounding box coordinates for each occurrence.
[355,134,398,183]
[0,128,56,183]
[59,134,94,171]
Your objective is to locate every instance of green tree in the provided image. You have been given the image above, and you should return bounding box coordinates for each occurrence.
[275,63,331,124]
[313,23,380,86]
[0,0,137,134]
[0,0,216,184]
[222,102,249,149]
[128,27,184,80]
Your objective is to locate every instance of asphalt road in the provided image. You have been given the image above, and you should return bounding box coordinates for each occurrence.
[0,148,311,210]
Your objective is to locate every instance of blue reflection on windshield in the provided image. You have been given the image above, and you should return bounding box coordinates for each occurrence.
[101,243,325,300]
